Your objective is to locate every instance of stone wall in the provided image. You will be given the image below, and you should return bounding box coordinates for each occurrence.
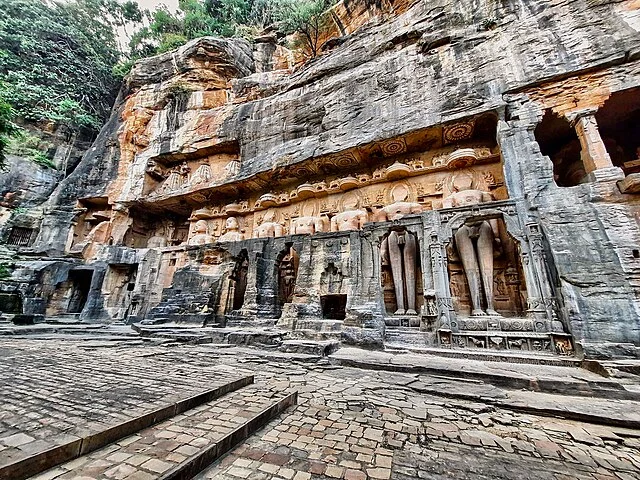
[2,0,640,358]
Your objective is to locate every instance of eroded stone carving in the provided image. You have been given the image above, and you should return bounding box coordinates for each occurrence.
[188,220,215,245]
[255,210,284,238]
[331,194,368,232]
[219,216,244,242]
[381,228,418,315]
[374,184,422,222]
[443,177,499,316]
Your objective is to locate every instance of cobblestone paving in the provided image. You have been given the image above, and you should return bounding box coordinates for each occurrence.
[34,384,288,480]
[2,338,640,480]
[0,340,248,468]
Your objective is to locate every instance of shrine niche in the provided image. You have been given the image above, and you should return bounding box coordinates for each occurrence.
[435,194,572,355]
[46,269,94,316]
[103,264,138,319]
[594,87,640,191]
[123,208,189,248]
[70,197,111,251]
[380,228,423,318]
[144,149,241,198]
[228,250,249,312]
[277,245,299,313]
[535,110,587,187]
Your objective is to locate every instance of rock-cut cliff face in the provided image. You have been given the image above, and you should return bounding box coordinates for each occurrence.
[8,0,640,358]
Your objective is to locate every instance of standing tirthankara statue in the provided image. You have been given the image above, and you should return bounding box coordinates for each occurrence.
[255,211,284,238]
[443,180,500,316]
[331,195,368,232]
[377,185,423,315]
[218,216,244,242]
[374,184,423,222]
[188,220,216,245]
[381,228,418,315]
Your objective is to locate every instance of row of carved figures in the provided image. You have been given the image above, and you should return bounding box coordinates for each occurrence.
[188,182,429,245]
[149,146,495,199]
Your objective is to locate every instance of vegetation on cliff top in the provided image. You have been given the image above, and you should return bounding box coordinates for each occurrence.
[0,0,336,144]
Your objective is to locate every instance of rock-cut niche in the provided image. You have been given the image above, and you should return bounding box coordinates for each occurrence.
[276,245,299,316]
[380,228,423,316]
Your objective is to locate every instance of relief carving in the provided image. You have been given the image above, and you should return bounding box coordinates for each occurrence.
[443,176,499,316]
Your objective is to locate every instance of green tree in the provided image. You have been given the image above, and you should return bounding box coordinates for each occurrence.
[0,0,127,131]
[277,0,334,58]
[0,91,20,169]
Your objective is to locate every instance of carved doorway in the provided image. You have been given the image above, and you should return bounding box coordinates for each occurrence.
[321,294,347,320]
[47,269,94,316]
[230,250,249,311]
[105,264,138,319]
[277,245,299,312]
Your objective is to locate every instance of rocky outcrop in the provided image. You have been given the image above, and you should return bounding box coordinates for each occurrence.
[3,0,640,358]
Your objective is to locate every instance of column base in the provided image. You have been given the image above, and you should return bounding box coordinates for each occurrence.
[585,166,625,183]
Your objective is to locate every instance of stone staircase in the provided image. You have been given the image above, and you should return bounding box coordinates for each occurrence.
[5,375,296,480]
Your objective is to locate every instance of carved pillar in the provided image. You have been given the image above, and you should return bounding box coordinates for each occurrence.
[236,250,260,317]
[566,109,624,181]
[525,222,563,331]
[429,230,457,334]
[519,221,560,332]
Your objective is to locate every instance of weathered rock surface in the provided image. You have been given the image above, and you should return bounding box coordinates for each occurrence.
[2,0,640,359]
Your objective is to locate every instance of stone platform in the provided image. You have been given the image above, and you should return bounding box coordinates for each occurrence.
[3,338,640,480]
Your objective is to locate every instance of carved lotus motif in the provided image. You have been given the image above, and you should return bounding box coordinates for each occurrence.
[338,176,359,191]
[296,183,315,199]
[385,161,412,180]
[256,193,278,208]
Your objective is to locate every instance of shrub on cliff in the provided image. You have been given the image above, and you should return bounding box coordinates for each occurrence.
[0,0,135,132]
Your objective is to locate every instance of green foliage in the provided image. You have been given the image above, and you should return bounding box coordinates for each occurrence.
[0,0,125,132]
[276,0,334,57]
[128,0,337,60]
[0,90,20,169]
[0,263,11,279]
[6,131,57,170]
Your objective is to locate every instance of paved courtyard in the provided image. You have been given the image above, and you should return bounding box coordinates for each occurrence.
[1,336,640,479]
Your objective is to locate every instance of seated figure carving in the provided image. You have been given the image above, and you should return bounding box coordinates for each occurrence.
[255,211,284,238]
[442,177,500,316]
[291,215,328,235]
[373,184,423,222]
[188,220,216,246]
[218,216,244,242]
[331,196,368,232]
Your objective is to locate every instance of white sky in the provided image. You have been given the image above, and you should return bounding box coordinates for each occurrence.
[135,0,179,12]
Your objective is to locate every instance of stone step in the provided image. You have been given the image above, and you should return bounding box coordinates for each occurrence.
[33,385,297,480]
[295,319,344,332]
[384,343,580,367]
[1,374,254,480]
[330,348,640,400]
[278,339,341,356]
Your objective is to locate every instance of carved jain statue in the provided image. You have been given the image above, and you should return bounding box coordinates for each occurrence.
[291,204,328,235]
[331,194,368,232]
[219,216,244,242]
[375,184,423,222]
[381,228,418,315]
[188,220,215,246]
[443,176,500,316]
[255,210,284,238]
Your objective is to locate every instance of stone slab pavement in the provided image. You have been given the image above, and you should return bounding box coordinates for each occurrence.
[2,338,640,479]
[0,339,251,471]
